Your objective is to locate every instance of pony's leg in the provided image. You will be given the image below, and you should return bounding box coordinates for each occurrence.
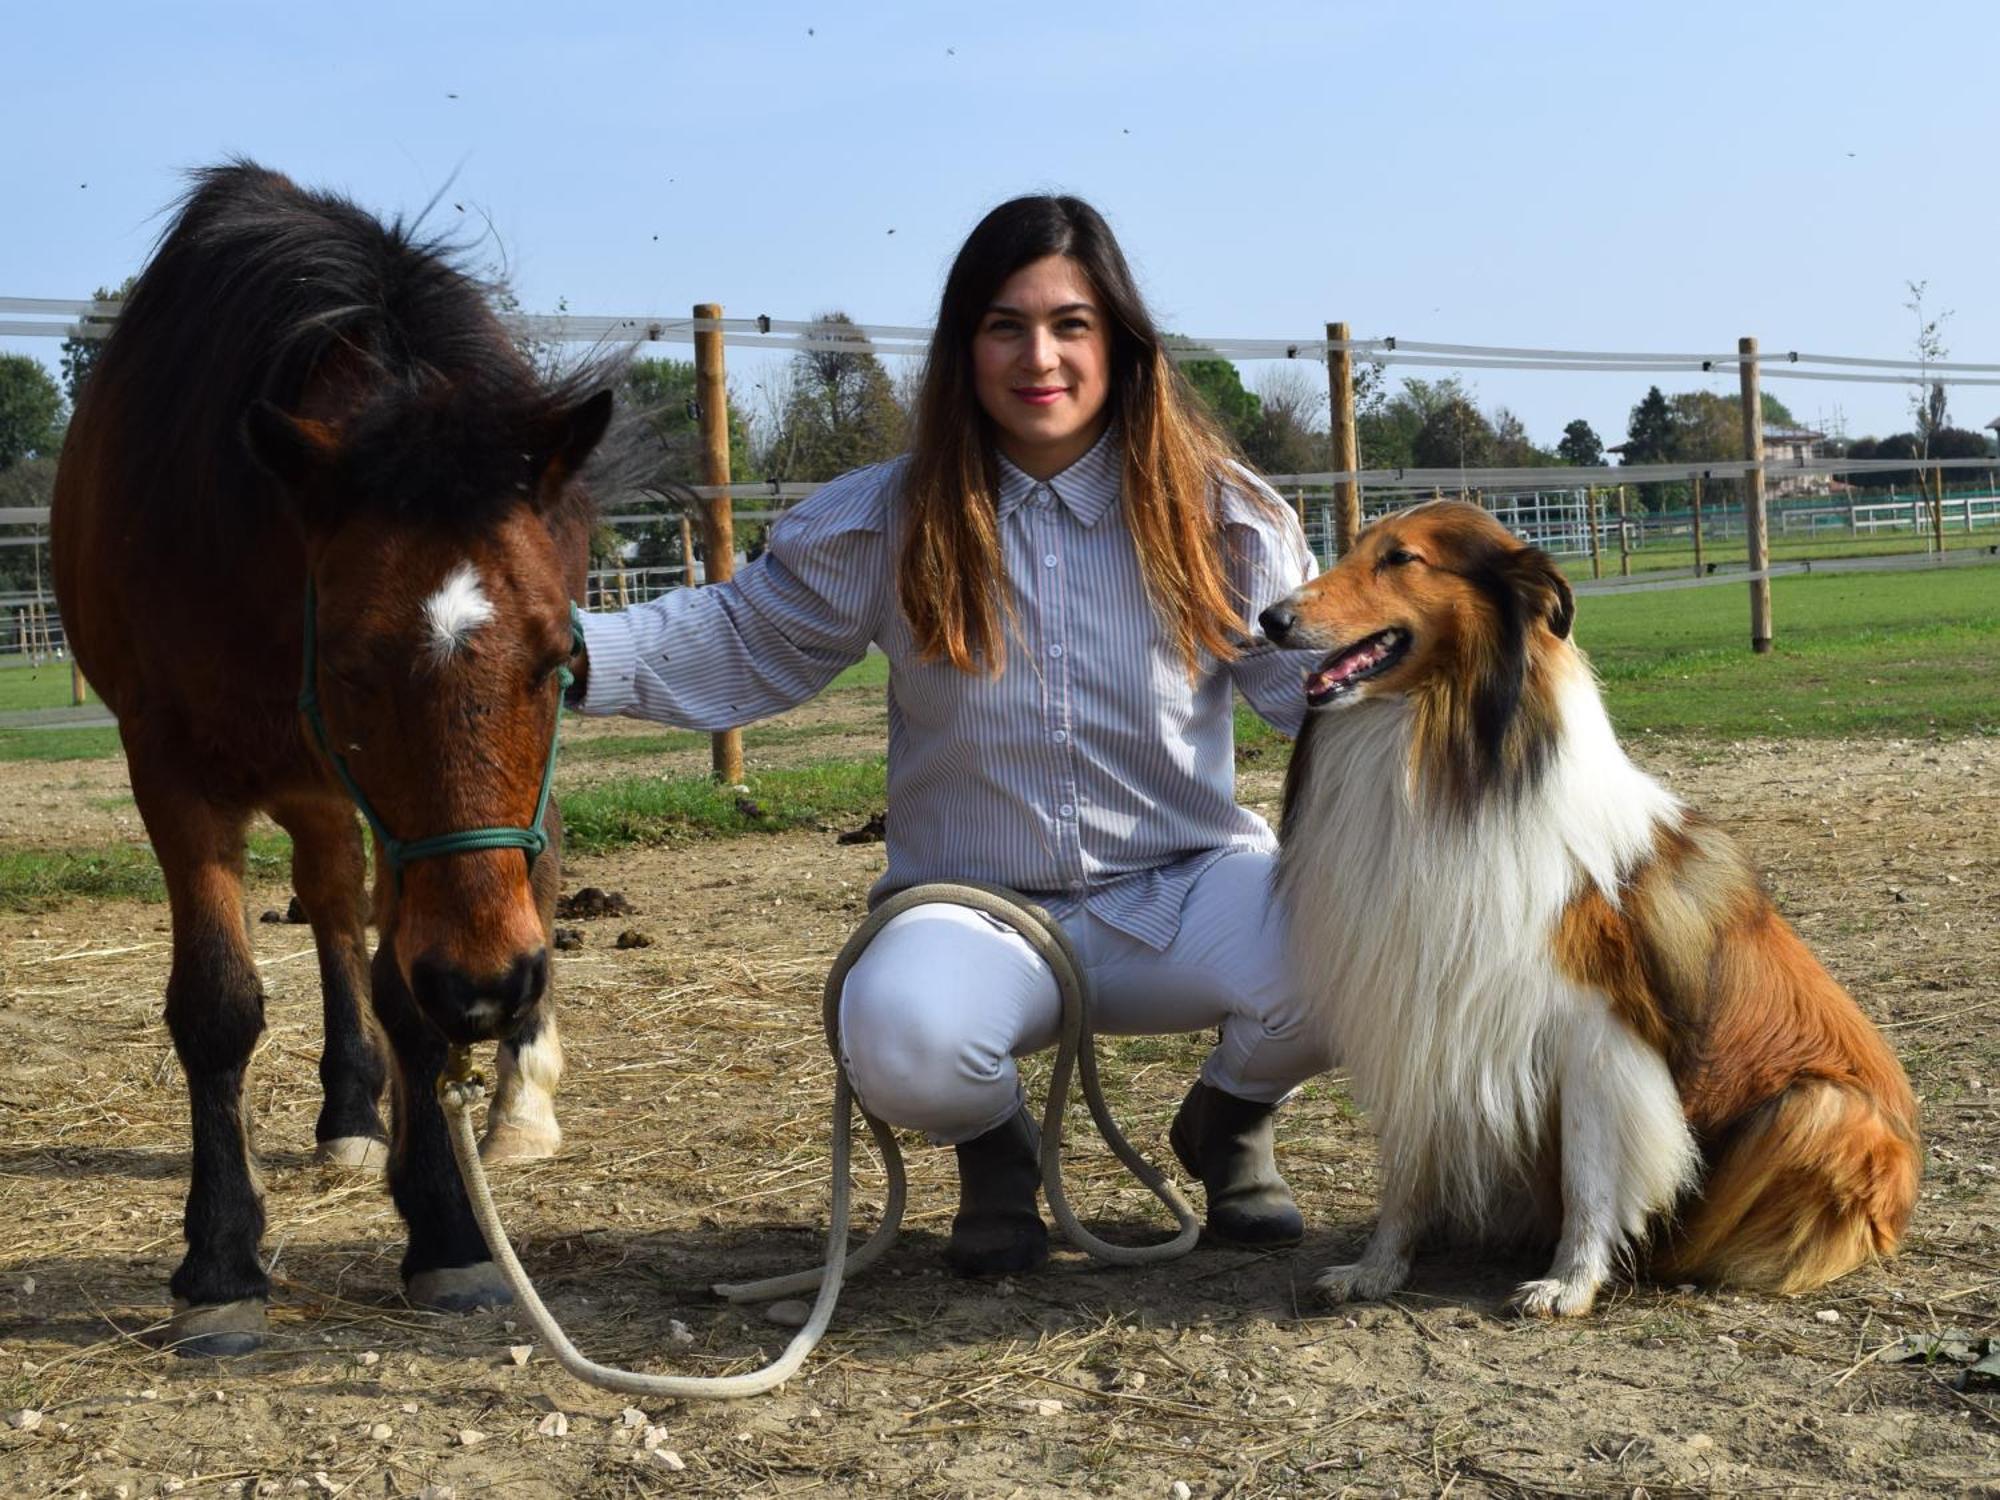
[128,758,270,1355]
[268,794,386,1169]
[481,801,565,1162]
[371,936,510,1311]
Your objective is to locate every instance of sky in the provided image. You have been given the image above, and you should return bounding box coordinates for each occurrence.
[6,0,1999,452]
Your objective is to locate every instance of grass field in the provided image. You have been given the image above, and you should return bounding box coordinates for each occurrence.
[1596,521,2000,578]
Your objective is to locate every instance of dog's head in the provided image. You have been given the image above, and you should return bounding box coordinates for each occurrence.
[1264,502,1576,804]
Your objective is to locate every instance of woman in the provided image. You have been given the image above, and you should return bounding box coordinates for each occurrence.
[569,195,1329,1275]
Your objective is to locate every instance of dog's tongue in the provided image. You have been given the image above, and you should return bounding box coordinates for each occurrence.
[1308,634,1395,697]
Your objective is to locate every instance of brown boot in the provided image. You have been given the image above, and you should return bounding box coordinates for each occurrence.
[944,1108,1049,1277]
[1169,1080,1304,1246]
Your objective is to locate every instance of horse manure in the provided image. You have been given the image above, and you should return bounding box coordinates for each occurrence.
[836,811,887,845]
[553,927,585,951]
[557,887,632,920]
[614,929,654,950]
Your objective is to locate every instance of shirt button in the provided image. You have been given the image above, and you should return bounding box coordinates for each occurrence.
[1043,553,1058,568]
[1047,643,1063,658]
[1058,803,1076,819]
[1052,729,1068,744]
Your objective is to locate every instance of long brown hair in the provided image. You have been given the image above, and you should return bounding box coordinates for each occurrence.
[900,195,1253,675]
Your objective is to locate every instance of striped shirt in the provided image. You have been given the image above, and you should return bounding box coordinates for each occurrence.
[575,427,1319,950]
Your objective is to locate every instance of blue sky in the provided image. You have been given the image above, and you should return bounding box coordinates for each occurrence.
[6,0,1998,449]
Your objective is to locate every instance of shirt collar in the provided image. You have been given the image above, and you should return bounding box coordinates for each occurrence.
[994,425,1122,526]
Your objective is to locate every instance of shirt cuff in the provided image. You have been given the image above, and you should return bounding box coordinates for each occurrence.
[575,607,643,717]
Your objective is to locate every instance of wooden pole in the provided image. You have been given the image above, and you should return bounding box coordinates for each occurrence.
[1616,484,1631,576]
[1929,465,1946,554]
[70,661,87,706]
[1585,488,1604,579]
[1738,337,1772,653]
[1326,321,1361,554]
[679,514,696,585]
[1691,475,1706,576]
[693,301,744,784]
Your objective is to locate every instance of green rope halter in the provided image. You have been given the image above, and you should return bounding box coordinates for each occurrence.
[299,578,580,878]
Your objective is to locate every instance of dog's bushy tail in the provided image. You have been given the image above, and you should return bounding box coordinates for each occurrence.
[1659,1081,1920,1294]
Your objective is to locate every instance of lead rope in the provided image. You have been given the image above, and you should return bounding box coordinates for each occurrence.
[438,881,1199,1400]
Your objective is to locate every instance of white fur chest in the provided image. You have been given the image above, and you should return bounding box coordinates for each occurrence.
[1277,673,1679,1223]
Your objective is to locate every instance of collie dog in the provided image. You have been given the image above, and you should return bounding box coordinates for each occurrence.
[1263,502,1919,1316]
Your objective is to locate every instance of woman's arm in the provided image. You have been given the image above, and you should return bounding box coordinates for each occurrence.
[1221,475,1321,738]
[568,465,892,733]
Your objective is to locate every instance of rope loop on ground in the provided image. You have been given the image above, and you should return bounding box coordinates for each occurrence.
[439,880,1198,1399]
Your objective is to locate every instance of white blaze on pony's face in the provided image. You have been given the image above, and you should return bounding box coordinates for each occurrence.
[422,561,496,662]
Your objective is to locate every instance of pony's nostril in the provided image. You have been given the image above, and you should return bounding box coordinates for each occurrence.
[1259,604,1296,642]
[500,949,549,1016]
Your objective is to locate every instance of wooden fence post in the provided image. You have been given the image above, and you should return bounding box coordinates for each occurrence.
[679,514,696,585]
[1691,474,1705,576]
[1738,337,1772,653]
[1326,322,1361,555]
[694,301,744,784]
[1586,489,1604,579]
[1616,484,1631,576]
[1929,466,1946,554]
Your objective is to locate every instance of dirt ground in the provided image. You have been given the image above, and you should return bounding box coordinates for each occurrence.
[1,713,1996,1499]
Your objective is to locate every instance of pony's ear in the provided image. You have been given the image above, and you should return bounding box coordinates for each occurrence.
[243,400,340,489]
[536,389,615,497]
[1505,545,1575,640]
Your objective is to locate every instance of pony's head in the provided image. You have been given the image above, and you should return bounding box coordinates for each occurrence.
[248,377,612,1043]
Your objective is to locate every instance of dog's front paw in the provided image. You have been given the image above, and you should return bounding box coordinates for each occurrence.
[1314,1260,1409,1305]
[1510,1276,1599,1318]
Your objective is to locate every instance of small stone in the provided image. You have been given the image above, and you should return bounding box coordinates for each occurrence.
[1171,1483,1193,1500]
[399,1401,419,1414]
[5,1409,42,1431]
[313,1476,339,1496]
[643,1424,671,1450]
[621,1406,648,1428]
[536,1411,569,1438]
[20,1276,34,1296]
[1716,1335,1738,1350]
[357,1351,380,1366]
[652,1449,686,1471]
[113,1486,134,1500]
[416,1488,458,1500]
[139,1388,159,1401]
[1017,1397,1065,1416]
[369,1423,393,1442]
[765,1299,811,1328]
[667,1318,694,1347]
[1116,1370,1147,1392]
[507,1343,533,1366]
[457,1428,487,1446]
[1815,1309,1842,1324]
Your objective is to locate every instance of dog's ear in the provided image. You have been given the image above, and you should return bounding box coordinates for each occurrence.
[1504,545,1574,640]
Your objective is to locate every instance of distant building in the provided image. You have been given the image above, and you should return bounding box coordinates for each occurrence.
[1606,425,1828,498]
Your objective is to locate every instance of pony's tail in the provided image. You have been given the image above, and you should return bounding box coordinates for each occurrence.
[1660,1081,1920,1294]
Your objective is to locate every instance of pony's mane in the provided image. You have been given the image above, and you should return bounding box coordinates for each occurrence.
[92,159,615,540]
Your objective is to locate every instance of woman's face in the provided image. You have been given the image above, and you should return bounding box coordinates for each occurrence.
[971,254,1113,480]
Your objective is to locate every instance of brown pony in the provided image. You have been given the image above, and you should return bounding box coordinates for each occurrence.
[51,162,612,1355]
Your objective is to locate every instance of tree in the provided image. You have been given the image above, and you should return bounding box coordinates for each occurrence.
[59,277,137,406]
[0,455,59,590]
[1411,394,1497,470]
[1904,279,1953,455]
[761,313,906,481]
[1622,387,1674,465]
[1177,355,1261,454]
[1358,376,1465,470]
[617,357,760,570]
[1240,365,1327,475]
[0,355,66,470]
[1557,419,1604,468]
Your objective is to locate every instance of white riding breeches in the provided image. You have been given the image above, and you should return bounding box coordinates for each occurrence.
[837,850,1331,1144]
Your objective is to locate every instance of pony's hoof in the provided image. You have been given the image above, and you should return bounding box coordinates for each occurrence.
[165,1298,266,1357]
[407,1262,513,1313]
[315,1135,389,1170]
[478,1124,561,1163]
